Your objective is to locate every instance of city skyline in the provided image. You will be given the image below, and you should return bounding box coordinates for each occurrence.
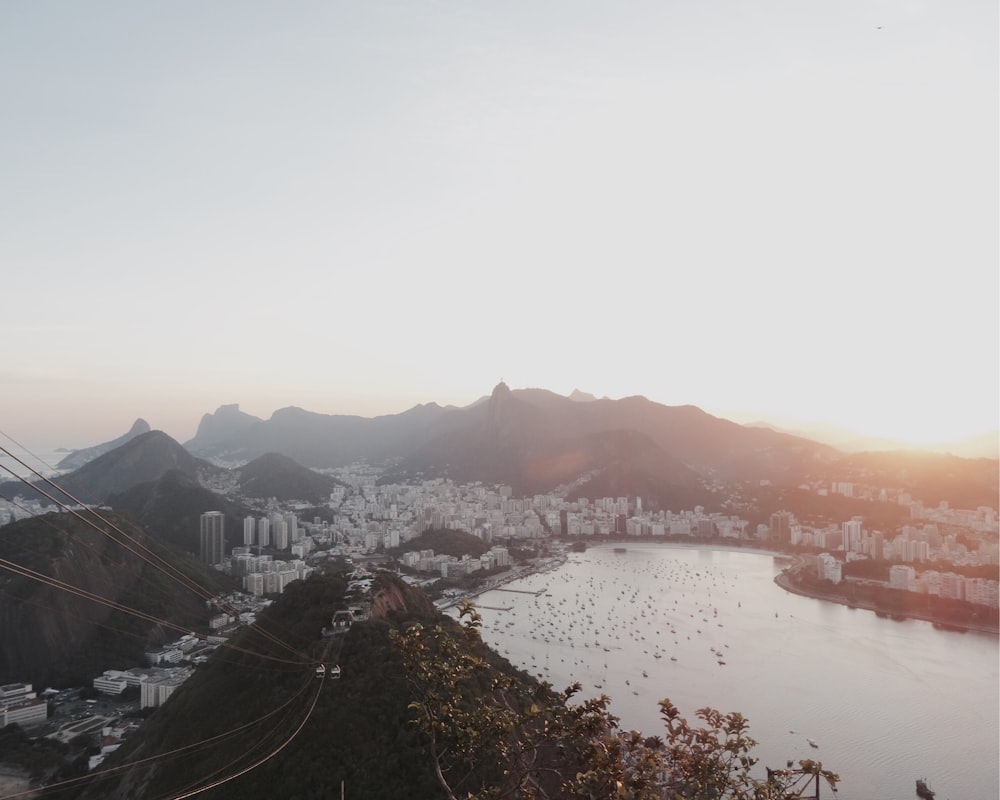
[2,1,996,450]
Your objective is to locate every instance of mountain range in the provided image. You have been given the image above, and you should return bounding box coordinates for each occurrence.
[5,383,997,512]
[0,385,996,797]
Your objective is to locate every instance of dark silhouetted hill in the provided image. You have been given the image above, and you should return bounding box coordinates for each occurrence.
[0,510,234,687]
[75,572,486,800]
[108,469,250,557]
[235,452,345,503]
[184,403,449,467]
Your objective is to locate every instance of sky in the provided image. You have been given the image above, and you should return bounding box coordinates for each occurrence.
[2,1,997,451]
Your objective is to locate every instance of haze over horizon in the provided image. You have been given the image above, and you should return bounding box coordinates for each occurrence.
[3,2,996,453]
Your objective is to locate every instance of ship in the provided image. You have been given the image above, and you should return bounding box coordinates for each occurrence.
[915,778,935,799]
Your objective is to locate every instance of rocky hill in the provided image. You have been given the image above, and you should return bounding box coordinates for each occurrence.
[235,452,346,503]
[183,403,263,456]
[107,469,250,557]
[56,418,152,471]
[0,510,234,687]
[76,571,462,800]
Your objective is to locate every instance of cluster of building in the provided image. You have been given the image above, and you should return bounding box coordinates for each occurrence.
[194,467,1000,611]
[888,565,1000,606]
[227,548,313,597]
[770,511,1000,567]
[89,630,232,709]
[92,666,193,709]
[814,555,998,606]
[199,511,316,596]
[767,511,999,606]
[400,545,512,578]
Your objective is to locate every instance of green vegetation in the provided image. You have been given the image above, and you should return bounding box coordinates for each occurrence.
[75,572,452,800]
[389,527,491,559]
[842,559,999,582]
[394,602,839,799]
[59,572,841,799]
[0,724,89,787]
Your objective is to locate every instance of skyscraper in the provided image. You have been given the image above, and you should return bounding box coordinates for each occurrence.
[200,511,226,565]
[769,511,793,544]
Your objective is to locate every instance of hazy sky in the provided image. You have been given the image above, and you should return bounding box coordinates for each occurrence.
[2,1,997,450]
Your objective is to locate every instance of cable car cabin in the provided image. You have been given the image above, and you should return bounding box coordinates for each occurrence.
[315,664,326,678]
[329,665,341,679]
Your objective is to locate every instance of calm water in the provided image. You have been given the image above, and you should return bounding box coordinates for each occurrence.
[0,448,66,481]
[457,544,999,800]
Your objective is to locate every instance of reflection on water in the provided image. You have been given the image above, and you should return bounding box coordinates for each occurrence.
[456,544,999,800]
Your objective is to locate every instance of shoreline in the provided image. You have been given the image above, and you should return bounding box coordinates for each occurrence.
[773,570,1000,636]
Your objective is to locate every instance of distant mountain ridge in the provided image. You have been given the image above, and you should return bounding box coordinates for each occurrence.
[0,430,221,507]
[184,403,263,455]
[171,383,997,509]
[16,385,995,517]
[186,402,449,466]
[185,384,838,481]
[56,418,151,470]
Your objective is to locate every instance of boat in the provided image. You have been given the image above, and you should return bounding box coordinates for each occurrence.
[915,778,935,799]
[807,739,818,748]
[613,547,627,553]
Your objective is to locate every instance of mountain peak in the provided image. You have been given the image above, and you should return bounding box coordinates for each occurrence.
[55,419,153,471]
[491,380,511,399]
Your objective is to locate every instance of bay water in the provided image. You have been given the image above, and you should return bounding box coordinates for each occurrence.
[459,544,999,800]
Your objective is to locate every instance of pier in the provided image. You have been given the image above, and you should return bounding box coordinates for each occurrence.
[494,587,548,596]
[475,605,513,612]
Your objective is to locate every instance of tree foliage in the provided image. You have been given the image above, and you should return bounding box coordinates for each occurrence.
[393,601,839,800]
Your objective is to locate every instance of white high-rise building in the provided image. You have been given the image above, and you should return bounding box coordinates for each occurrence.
[257,516,270,548]
[842,519,863,552]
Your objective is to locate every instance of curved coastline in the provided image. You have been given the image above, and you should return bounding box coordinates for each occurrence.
[773,568,1000,636]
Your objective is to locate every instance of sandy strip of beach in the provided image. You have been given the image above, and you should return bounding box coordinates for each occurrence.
[0,772,36,797]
